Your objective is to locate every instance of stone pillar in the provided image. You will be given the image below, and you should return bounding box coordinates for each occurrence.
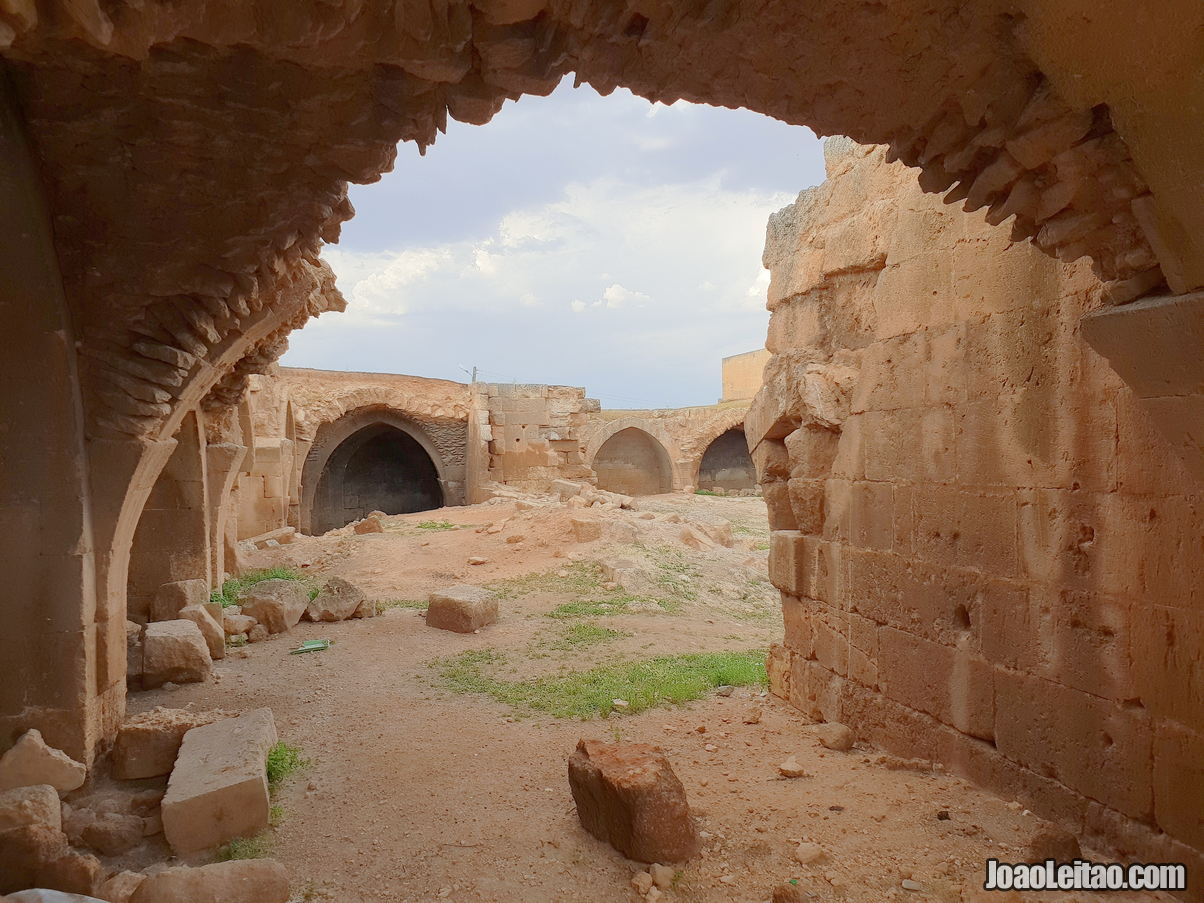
[0,69,98,759]
[206,442,248,584]
[126,412,213,622]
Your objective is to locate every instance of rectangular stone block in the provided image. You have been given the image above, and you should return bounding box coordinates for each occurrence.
[994,668,1153,820]
[768,531,812,596]
[1153,719,1204,848]
[426,585,499,633]
[878,627,994,741]
[162,709,278,854]
[848,480,893,551]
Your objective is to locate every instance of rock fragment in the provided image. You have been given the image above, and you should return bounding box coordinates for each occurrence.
[426,585,499,633]
[178,604,225,660]
[305,576,364,622]
[814,722,855,751]
[142,620,211,688]
[238,580,307,633]
[0,729,86,793]
[567,739,699,863]
[129,859,289,903]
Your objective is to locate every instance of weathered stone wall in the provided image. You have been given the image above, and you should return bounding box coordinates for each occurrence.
[473,383,597,495]
[752,141,1204,866]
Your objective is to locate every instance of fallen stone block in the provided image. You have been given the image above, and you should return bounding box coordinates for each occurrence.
[0,784,61,833]
[552,479,588,501]
[247,624,269,643]
[696,520,734,547]
[304,576,364,622]
[349,597,378,619]
[100,870,147,903]
[149,579,209,622]
[814,722,855,751]
[353,515,383,534]
[112,708,226,780]
[222,611,257,636]
[161,709,277,855]
[0,824,102,897]
[0,729,86,793]
[679,525,715,550]
[426,585,499,633]
[142,621,211,689]
[238,579,307,633]
[605,521,639,543]
[570,517,603,542]
[80,811,144,855]
[178,605,225,660]
[129,859,288,903]
[567,739,700,863]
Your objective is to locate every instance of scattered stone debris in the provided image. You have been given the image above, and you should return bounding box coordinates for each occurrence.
[1026,825,1082,863]
[793,841,825,864]
[238,579,308,633]
[814,722,855,752]
[305,576,365,622]
[178,604,226,660]
[426,585,499,633]
[567,739,699,863]
[353,515,384,534]
[777,755,808,778]
[467,556,489,565]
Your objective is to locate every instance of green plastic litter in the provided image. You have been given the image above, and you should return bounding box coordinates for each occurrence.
[290,639,333,655]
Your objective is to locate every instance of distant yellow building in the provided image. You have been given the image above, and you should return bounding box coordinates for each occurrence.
[720,349,770,402]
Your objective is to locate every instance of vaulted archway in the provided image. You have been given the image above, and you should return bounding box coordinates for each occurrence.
[591,426,673,496]
[697,427,756,492]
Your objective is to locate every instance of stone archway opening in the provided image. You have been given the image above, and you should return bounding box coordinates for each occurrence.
[312,422,443,533]
[697,428,756,492]
[593,427,672,496]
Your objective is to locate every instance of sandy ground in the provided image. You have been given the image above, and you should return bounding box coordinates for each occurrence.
[127,494,1170,903]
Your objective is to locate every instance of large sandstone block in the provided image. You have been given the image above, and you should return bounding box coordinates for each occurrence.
[150,579,209,622]
[304,576,364,622]
[567,739,700,863]
[0,784,61,833]
[161,709,278,854]
[178,605,225,660]
[426,585,499,633]
[112,708,226,780]
[238,579,308,633]
[130,859,289,903]
[570,517,603,542]
[142,620,212,689]
[0,729,86,793]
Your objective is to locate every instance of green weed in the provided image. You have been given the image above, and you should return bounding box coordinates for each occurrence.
[416,520,458,531]
[379,599,429,611]
[547,623,628,649]
[216,833,271,861]
[265,741,308,788]
[432,649,767,719]
[210,568,316,608]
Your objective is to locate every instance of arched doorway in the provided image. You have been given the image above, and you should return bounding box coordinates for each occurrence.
[697,428,756,492]
[592,427,672,496]
[310,422,443,534]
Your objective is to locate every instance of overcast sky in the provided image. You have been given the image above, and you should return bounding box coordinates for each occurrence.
[282,79,826,409]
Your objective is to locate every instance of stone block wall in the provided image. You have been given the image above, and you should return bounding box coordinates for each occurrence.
[721,349,771,402]
[476,383,597,493]
[752,141,1204,864]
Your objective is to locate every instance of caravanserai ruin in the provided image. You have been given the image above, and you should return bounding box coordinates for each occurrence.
[1,2,1201,901]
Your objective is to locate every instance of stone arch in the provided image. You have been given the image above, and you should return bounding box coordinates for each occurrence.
[696,427,757,492]
[301,407,450,534]
[590,426,675,497]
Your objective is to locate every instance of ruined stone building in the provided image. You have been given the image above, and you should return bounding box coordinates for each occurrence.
[1,0,1202,894]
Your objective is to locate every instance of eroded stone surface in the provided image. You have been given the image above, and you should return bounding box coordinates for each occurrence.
[305,576,364,622]
[178,604,226,660]
[0,783,61,833]
[112,708,226,780]
[161,709,277,855]
[426,585,499,634]
[142,621,212,689]
[567,739,700,863]
[0,729,86,793]
[129,859,288,903]
[237,580,307,634]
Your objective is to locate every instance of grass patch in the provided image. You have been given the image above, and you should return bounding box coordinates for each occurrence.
[694,489,720,496]
[266,741,308,789]
[210,567,316,608]
[651,546,699,604]
[548,623,628,649]
[379,599,429,611]
[432,648,767,719]
[487,560,610,601]
[752,541,771,551]
[416,520,458,531]
[216,833,272,861]
[547,597,635,619]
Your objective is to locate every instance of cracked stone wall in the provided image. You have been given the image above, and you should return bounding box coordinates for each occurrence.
[750,140,1204,870]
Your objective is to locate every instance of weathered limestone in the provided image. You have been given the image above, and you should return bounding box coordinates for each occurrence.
[100,870,148,903]
[570,517,603,543]
[753,141,1204,866]
[0,784,61,833]
[426,585,499,633]
[567,739,700,863]
[178,605,225,660]
[129,859,289,903]
[222,611,257,636]
[304,576,364,622]
[149,579,209,623]
[161,709,277,855]
[0,729,86,793]
[112,708,226,780]
[142,621,212,689]
[237,579,307,634]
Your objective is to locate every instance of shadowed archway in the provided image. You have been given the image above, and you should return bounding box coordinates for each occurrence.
[592,427,673,496]
[697,427,756,492]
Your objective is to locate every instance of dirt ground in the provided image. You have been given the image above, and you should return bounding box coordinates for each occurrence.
[129,493,1169,903]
